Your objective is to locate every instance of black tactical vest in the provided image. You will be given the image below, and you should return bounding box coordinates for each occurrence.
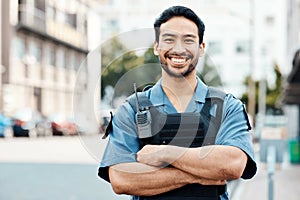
[125,87,227,200]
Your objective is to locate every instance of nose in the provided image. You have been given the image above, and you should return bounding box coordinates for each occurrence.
[172,40,185,53]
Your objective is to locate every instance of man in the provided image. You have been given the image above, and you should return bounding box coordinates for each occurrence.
[99,6,257,200]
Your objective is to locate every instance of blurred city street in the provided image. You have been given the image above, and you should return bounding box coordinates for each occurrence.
[1,136,300,200]
[0,136,129,200]
[1,0,300,200]
[230,147,300,200]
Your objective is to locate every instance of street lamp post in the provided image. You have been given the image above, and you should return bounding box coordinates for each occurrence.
[248,0,256,126]
[227,0,256,125]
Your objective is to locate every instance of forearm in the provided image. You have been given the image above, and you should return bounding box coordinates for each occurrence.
[165,145,247,180]
[108,162,195,196]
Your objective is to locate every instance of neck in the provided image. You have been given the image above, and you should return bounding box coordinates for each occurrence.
[161,71,197,112]
[161,71,197,96]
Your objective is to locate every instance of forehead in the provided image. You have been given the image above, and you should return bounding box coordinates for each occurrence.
[159,17,199,37]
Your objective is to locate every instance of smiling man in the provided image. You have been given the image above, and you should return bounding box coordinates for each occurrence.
[98,6,257,200]
[156,17,203,79]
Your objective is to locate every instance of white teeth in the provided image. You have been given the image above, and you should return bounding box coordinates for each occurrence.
[171,58,185,64]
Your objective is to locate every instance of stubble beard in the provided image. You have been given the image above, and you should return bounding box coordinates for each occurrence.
[161,62,197,78]
[160,50,198,78]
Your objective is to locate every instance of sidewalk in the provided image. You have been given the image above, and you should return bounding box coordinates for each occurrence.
[231,154,300,200]
[0,136,100,164]
[2,137,299,200]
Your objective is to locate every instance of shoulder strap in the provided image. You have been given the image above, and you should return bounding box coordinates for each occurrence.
[203,87,226,117]
[102,92,152,140]
[115,87,226,142]
[206,86,227,100]
[102,111,113,139]
[127,87,226,115]
[127,93,153,113]
[201,87,226,144]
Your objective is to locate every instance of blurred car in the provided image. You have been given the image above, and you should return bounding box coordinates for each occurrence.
[12,108,51,137]
[60,117,78,136]
[49,114,78,136]
[48,114,65,136]
[12,118,29,137]
[0,113,11,137]
[35,116,52,137]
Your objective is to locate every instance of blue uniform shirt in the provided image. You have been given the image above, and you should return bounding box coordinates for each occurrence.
[99,77,257,200]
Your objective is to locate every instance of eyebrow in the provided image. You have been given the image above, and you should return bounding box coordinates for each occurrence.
[161,33,197,38]
[183,34,197,38]
[161,33,176,37]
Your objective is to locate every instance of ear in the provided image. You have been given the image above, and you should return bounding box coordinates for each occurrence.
[153,41,159,56]
[199,42,205,56]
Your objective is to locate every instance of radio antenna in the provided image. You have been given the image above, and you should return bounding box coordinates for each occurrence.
[133,83,140,113]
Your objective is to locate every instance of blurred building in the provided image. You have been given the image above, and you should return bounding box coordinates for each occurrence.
[287,0,300,65]
[0,0,102,118]
[95,0,289,97]
[284,0,300,140]
[200,0,288,96]
[1,0,298,118]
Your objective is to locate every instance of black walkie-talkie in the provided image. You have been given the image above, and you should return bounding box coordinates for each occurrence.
[133,83,152,139]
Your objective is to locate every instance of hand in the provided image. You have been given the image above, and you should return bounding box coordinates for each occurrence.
[136,145,167,167]
[137,145,187,167]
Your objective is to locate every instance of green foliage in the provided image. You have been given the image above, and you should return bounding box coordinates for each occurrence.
[265,64,283,109]
[101,38,161,98]
[144,47,159,64]
[101,37,127,74]
[240,76,259,112]
[241,63,283,113]
[101,50,143,97]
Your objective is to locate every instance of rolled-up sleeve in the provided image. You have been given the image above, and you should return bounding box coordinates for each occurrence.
[216,94,257,179]
[98,102,140,182]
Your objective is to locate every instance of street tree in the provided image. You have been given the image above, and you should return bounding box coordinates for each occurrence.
[241,63,283,114]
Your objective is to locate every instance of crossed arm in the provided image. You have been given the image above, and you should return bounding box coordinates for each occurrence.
[109,144,247,196]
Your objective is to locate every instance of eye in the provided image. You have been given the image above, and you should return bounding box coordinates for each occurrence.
[163,38,174,43]
[184,39,195,44]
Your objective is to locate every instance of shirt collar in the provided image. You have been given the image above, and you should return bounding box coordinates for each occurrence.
[194,76,208,103]
[149,79,164,107]
[149,77,208,106]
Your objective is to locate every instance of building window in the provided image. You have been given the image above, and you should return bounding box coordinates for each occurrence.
[66,13,77,28]
[45,46,55,66]
[29,40,42,63]
[34,0,45,11]
[265,16,274,26]
[70,53,80,71]
[47,5,56,21]
[12,36,25,59]
[56,48,65,68]
[235,40,250,54]
[207,41,222,55]
[109,19,118,32]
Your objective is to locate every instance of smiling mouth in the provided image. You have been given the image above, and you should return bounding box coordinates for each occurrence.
[168,56,190,66]
[171,57,186,64]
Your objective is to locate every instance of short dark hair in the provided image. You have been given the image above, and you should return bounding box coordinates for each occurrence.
[154,6,205,44]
